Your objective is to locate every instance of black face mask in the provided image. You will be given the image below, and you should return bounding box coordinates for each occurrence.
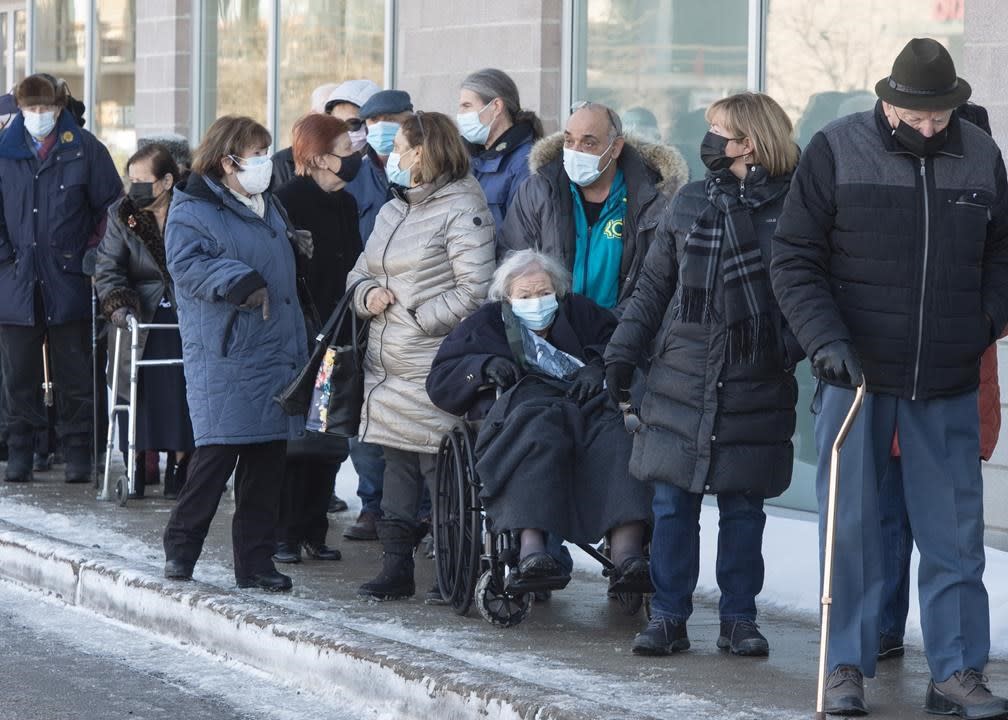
[700,131,744,173]
[128,182,159,209]
[891,113,949,156]
[333,152,362,182]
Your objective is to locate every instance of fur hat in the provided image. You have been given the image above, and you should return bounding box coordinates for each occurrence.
[15,74,69,109]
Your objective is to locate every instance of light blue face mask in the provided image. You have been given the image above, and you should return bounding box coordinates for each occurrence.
[457,101,494,145]
[366,121,400,156]
[510,293,559,331]
[385,150,415,187]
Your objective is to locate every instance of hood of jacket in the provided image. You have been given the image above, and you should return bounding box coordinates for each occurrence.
[527,132,688,197]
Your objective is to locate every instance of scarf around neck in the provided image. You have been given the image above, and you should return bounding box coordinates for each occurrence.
[677,166,787,365]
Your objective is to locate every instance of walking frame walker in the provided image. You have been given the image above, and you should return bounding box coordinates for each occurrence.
[100,314,184,506]
[815,381,866,719]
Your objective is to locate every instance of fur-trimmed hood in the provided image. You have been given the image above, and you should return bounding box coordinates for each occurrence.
[527,132,688,197]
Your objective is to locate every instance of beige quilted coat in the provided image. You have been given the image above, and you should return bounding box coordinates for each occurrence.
[348,173,495,453]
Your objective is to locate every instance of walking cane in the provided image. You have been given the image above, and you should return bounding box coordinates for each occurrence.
[91,280,100,488]
[815,382,866,719]
[41,337,54,408]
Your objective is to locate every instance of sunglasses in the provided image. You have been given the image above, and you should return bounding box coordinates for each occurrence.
[345,118,365,132]
[618,402,642,434]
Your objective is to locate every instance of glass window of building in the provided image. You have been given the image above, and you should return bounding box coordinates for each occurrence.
[95,0,136,170]
[0,13,8,92]
[13,9,25,85]
[573,0,750,183]
[277,0,384,147]
[32,0,86,107]
[763,0,965,511]
[199,0,269,133]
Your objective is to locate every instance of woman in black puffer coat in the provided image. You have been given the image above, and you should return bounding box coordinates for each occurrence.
[605,92,802,660]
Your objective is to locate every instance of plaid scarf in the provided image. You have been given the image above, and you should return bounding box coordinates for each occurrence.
[677,168,785,365]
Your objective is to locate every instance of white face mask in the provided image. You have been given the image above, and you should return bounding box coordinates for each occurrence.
[563,141,615,188]
[24,110,57,139]
[457,101,494,145]
[230,154,273,195]
[348,127,368,153]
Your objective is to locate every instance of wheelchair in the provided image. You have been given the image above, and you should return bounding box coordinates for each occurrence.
[433,412,650,628]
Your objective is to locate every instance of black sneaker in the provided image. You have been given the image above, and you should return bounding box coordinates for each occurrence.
[824,665,867,716]
[236,569,293,592]
[926,669,1008,719]
[717,619,769,657]
[631,616,690,656]
[878,633,904,660]
[424,583,448,605]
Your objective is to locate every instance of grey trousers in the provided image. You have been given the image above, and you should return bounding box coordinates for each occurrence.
[379,445,437,528]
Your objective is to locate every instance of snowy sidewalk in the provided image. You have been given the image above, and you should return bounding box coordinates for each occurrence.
[1,463,1007,719]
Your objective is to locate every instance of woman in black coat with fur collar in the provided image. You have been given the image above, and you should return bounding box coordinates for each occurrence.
[95,143,194,498]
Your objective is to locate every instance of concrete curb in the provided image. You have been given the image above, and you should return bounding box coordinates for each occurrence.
[0,519,655,720]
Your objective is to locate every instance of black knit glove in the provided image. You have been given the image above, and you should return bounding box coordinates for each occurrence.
[812,340,863,386]
[483,357,520,389]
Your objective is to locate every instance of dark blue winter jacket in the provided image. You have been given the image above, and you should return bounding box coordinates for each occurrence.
[469,121,536,232]
[0,110,121,325]
[165,173,307,447]
[344,147,391,245]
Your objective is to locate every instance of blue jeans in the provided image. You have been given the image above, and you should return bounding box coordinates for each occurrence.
[814,385,989,681]
[649,482,766,623]
[878,455,913,642]
[349,438,384,516]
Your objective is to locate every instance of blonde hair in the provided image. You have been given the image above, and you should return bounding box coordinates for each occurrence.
[706,93,798,177]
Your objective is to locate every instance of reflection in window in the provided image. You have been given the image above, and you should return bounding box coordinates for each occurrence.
[13,10,25,85]
[33,0,86,108]
[763,0,965,512]
[766,0,965,146]
[95,0,136,170]
[573,0,749,182]
[1,13,8,93]
[277,0,384,147]
[200,0,269,133]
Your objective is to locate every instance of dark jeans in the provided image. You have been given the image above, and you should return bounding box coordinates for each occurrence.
[163,440,286,580]
[0,312,93,442]
[278,458,339,546]
[649,482,766,623]
[879,455,913,642]
[349,438,384,515]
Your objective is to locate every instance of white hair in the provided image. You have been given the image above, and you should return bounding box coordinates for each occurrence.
[488,249,572,301]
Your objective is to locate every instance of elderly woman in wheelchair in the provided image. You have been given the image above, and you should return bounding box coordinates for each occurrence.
[426,250,653,616]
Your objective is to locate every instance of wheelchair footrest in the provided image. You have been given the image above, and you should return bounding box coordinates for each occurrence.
[505,573,571,595]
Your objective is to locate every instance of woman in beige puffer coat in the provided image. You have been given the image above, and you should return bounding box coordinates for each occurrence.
[349,111,495,600]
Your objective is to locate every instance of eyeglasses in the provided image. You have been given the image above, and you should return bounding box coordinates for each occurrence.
[570,100,623,138]
[414,110,428,141]
[618,402,642,434]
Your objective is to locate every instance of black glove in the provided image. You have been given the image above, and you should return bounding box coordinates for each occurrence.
[812,340,863,386]
[483,357,520,389]
[242,287,271,320]
[110,307,132,330]
[567,364,605,405]
[605,362,635,406]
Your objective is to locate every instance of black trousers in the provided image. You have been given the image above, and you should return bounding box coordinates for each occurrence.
[277,459,338,545]
[379,446,438,529]
[0,309,93,443]
[163,441,286,579]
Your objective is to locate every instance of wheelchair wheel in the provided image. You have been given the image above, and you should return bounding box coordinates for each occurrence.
[475,569,531,628]
[434,425,482,616]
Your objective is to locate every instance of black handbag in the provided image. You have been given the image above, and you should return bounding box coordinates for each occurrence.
[275,278,369,417]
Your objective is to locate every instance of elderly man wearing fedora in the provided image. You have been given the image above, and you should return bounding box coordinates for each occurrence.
[773,38,1008,717]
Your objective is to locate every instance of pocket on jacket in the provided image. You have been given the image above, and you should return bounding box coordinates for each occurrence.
[953,191,993,262]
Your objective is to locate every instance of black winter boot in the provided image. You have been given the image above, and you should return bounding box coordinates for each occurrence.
[358,520,416,600]
[63,435,92,484]
[4,435,33,483]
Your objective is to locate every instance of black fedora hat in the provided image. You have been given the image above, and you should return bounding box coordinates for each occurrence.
[875,38,971,110]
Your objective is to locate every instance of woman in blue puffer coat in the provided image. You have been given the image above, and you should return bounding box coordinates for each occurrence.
[162,115,307,592]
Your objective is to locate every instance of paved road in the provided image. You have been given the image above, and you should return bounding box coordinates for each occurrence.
[0,580,383,720]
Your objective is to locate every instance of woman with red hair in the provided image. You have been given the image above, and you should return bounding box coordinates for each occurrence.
[272,113,364,565]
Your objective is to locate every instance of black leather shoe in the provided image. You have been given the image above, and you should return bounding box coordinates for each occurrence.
[236,569,293,592]
[632,616,690,656]
[302,542,341,561]
[517,552,559,578]
[33,452,52,472]
[164,559,193,580]
[272,542,301,564]
[824,665,868,716]
[609,556,654,594]
[717,619,770,657]
[327,494,349,513]
[878,633,904,660]
[424,583,448,605]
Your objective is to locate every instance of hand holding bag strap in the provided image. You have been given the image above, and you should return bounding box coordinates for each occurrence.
[274,278,371,416]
